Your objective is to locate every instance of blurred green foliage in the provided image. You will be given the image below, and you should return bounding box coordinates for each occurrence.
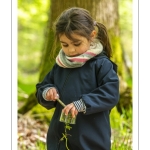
[18,0,50,101]
[119,0,132,53]
[110,106,132,149]
[18,0,49,72]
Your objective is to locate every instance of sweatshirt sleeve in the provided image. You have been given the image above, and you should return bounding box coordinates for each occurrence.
[82,58,119,115]
[35,65,58,110]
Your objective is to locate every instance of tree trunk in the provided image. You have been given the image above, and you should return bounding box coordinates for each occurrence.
[18,0,131,114]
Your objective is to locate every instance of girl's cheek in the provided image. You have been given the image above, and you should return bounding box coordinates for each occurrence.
[62,48,67,54]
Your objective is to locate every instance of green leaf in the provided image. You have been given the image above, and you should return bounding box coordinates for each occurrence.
[65,125,72,130]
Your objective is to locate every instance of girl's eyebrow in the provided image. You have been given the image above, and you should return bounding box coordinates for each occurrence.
[60,41,67,44]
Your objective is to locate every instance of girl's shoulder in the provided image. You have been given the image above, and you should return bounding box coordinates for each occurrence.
[94,51,117,73]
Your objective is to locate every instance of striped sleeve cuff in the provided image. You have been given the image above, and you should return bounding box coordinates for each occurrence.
[42,87,52,101]
[73,99,86,113]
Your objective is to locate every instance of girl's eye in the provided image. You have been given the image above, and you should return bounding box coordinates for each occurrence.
[74,43,81,46]
[62,45,68,47]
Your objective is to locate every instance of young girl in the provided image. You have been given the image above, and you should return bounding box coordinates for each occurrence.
[36,7,119,150]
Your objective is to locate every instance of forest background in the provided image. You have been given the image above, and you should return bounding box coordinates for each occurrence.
[18,0,133,149]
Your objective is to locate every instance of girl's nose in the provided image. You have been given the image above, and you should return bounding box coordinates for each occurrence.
[68,47,76,52]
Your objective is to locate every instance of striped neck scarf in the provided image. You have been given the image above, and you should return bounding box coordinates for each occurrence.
[56,39,103,68]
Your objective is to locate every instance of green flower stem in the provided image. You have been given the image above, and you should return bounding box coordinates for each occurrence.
[56,98,66,107]
[57,98,73,150]
[59,123,72,150]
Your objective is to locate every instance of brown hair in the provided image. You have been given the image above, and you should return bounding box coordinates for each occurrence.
[53,7,112,58]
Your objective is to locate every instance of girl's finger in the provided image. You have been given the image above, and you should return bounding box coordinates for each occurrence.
[70,106,76,118]
[63,103,74,115]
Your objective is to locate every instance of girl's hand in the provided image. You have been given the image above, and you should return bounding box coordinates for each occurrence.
[46,88,59,101]
[62,103,78,118]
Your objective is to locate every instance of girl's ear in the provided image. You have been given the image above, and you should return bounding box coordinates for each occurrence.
[90,30,97,39]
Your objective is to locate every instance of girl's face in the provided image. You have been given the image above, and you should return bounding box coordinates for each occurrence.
[59,32,96,57]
